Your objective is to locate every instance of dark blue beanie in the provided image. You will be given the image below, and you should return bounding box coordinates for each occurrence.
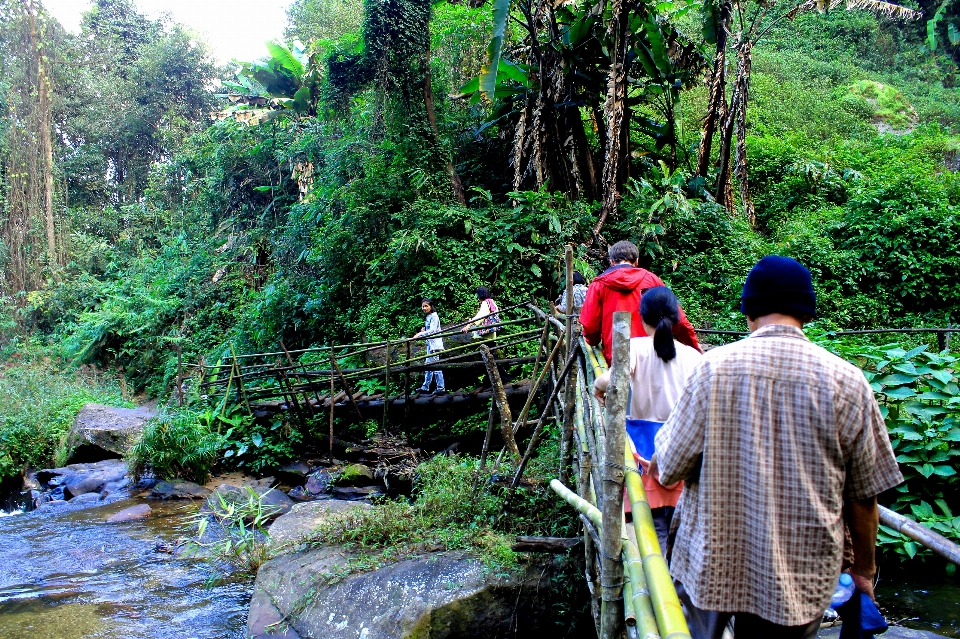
[740,256,816,320]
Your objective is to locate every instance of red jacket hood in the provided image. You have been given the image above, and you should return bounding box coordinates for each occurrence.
[593,266,660,293]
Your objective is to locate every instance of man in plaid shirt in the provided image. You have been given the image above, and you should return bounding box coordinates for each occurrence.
[651,256,902,639]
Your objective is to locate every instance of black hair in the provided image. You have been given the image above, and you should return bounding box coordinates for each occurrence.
[476,287,491,300]
[573,271,586,285]
[421,298,435,313]
[608,240,639,265]
[640,286,680,362]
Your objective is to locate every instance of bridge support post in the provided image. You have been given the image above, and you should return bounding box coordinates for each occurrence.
[599,312,630,639]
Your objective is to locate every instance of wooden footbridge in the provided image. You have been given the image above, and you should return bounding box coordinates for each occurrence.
[191,301,560,430]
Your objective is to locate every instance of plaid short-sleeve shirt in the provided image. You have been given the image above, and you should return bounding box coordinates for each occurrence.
[655,324,902,626]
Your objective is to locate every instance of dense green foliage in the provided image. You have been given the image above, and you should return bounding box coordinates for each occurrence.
[2,0,960,573]
[0,345,129,477]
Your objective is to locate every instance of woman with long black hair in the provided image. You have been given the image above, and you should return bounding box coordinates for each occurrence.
[593,286,702,551]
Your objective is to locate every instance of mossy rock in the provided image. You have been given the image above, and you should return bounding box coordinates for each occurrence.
[334,463,376,487]
[842,80,918,132]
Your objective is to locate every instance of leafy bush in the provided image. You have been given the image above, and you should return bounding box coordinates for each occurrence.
[813,334,960,562]
[128,410,223,483]
[0,348,128,478]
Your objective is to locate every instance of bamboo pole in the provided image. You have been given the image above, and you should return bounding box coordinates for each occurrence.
[479,400,497,469]
[331,355,364,421]
[480,345,519,460]
[512,335,564,434]
[229,343,252,415]
[598,312,630,639]
[382,339,391,432]
[879,505,960,566]
[328,352,336,459]
[510,343,581,488]
[404,341,412,420]
[624,440,690,639]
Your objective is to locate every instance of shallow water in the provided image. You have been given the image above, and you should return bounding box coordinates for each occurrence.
[0,499,250,639]
[877,578,960,637]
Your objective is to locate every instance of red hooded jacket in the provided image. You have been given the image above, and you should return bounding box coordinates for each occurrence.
[580,264,701,364]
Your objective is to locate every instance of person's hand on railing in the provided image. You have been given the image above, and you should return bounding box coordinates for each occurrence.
[593,370,610,405]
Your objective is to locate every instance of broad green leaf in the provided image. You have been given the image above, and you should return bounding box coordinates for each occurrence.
[893,362,918,375]
[912,500,935,518]
[933,465,957,477]
[905,344,929,359]
[266,41,305,78]
[530,264,542,277]
[884,386,917,399]
[950,21,960,45]
[904,540,918,558]
[919,463,935,478]
[252,433,263,447]
[932,369,954,385]
[877,373,918,386]
[935,498,953,517]
[480,0,511,102]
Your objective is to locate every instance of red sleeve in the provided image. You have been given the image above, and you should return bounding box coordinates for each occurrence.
[674,305,702,353]
[579,283,602,346]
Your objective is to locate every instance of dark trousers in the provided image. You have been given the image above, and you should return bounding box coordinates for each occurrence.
[675,581,821,639]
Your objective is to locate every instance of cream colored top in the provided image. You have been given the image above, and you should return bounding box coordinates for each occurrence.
[626,337,702,421]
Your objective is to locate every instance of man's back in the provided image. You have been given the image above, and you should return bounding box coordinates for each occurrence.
[656,324,902,625]
[580,265,699,363]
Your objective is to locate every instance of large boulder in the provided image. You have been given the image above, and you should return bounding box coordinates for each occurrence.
[65,403,156,463]
[267,499,370,549]
[246,549,559,639]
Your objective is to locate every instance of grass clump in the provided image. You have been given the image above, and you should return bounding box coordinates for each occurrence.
[305,452,578,573]
[128,409,223,484]
[0,344,129,478]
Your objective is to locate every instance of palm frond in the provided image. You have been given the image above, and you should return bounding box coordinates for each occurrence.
[832,0,922,19]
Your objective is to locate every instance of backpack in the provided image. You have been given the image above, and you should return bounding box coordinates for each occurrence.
[477,299,500,335]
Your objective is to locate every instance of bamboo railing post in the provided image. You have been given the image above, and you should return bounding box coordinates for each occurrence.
[331,355,364,421]
[480,345,520,460]
[599,312,630,639]
[281,340,318,416]
[404,340,412,420]
[229,343,252,416]
[382,339,391,432]
[564,244,575,356]
[510,343,581,489]
[328,352,336,460]
[559,362,578,485]
[479,400,497,469]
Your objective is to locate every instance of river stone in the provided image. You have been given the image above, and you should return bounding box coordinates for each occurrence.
[61,460,129,499]
[267,500,370,549]
[106,503,152,523]
[65,403,157,463]
[819,627,950,639]
[205,484,294,521]
[333,464,376,487]
[150,480,211,500]
[246,550,556,639]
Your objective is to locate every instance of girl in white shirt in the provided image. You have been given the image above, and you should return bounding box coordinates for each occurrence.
[594,286,702,550]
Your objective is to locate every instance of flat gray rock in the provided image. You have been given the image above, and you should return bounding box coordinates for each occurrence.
[65,403,156,462]
[267,500,370,549]
[106,503,152,523]
[150,480,211,500]
[246,550,557,639]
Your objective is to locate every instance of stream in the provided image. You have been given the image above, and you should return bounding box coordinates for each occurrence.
[0,496,958,639]
[0,499,250,639]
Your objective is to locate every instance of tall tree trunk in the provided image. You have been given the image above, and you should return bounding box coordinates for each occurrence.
[24,0,56,265]
[594,0,634,242]
[732,41,755,226]
[423,59,467,205]
[714,37,749,212]
[696,0,731,178]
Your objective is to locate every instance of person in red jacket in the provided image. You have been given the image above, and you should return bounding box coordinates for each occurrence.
[580,240,701,364]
